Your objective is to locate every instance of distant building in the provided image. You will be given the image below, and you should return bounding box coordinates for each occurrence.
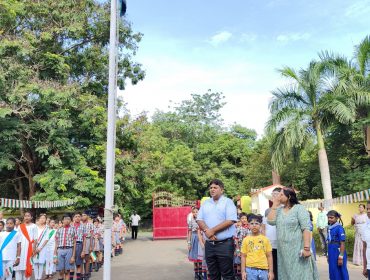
[251,184,286,215]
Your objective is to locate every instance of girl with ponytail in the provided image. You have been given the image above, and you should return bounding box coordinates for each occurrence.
[326,210,349,280]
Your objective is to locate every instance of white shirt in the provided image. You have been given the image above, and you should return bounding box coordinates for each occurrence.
[187,213,193,225]
[0,231,21,261]
[130,214,141,226]
[362,222,370,269]
[263,216,277,249]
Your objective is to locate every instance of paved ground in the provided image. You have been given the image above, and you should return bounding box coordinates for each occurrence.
[91,232,364,280]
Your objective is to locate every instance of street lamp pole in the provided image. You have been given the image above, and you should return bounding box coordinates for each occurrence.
[103,0,124,279]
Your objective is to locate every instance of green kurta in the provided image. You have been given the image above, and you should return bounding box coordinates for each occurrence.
[268,204,319,280]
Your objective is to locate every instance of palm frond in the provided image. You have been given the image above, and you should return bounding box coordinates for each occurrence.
[318,93,356,124]
[269,117,311,172]
[269,86,308,112]
[265,107,306,134]
[278,66,299,81]
[319,50,349,69]
[355,35,370,76]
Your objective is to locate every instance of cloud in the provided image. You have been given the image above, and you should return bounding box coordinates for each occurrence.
[209,31,233,46]
[345,0,370,17]
[122,53,282,137]
[276,32,311,43]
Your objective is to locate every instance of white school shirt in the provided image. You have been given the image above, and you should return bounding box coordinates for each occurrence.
[0,231,21,261]
[263,216,277,249]
[130,215,141,226]
[362,221,370,269]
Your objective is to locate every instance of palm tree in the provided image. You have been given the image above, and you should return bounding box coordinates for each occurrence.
[320,36,370,155]
[266,60,368,200]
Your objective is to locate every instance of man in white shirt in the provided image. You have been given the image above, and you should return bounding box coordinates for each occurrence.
[0,217,21,280]
[130,212,141,240]
[316,205,328,256]
[263,187,282,280]
[362,201,370,279]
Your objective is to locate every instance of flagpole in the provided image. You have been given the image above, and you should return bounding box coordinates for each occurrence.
[103,0,119,279]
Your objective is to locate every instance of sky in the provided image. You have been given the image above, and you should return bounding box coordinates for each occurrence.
[121,0,370,136]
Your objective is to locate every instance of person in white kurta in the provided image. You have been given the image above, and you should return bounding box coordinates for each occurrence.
[45,220,57,279]
[33,215,49,280]
[14,212,37,280]
[0,218,21,280]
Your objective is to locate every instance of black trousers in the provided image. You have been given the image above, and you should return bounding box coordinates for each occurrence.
[131,226,138,239]
[205,238,235,280]
[272,248,278,280]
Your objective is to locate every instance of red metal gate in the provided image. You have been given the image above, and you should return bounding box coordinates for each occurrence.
[152,191,196,240]
[153,206,191,240]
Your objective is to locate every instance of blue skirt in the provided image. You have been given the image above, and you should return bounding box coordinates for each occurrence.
[188,232,200,262]
[311,238,316,260]
[328,243,349,280]
[234,255,241,265]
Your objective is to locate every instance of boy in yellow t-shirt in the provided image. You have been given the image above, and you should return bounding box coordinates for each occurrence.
[241,214,274,280]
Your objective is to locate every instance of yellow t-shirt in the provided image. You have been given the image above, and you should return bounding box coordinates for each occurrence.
[241,235,272,270]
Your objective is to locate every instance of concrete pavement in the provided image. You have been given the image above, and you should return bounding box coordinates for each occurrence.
[92,233,364,279]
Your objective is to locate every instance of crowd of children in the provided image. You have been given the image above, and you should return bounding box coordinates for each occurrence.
[0,211,127,280]
[188,205,353,280]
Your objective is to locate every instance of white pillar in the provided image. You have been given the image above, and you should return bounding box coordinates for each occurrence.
[103,0,118,279]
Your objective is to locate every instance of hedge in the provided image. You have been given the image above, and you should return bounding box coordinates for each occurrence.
[313,226,355,257]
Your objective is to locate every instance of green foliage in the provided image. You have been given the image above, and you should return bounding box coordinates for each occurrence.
[0,0,144,204]
[313,226,355,257]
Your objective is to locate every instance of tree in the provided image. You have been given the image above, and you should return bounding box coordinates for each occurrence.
[354,36,370,155]
[266,60,369,200]
[0,0,144,203]
[320,36,370,155]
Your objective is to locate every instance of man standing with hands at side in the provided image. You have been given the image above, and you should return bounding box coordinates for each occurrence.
[316,205,328,257]
[130,212,141,240]
[197,179,237,280]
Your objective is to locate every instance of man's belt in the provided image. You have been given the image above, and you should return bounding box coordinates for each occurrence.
[206,237,233,245]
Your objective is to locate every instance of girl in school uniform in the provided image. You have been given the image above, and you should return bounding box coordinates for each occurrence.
[45,219,57,279]
[92,219,101,272]
[14,211,37,280]
[197,228,209,280]
[327,210,349,280]
[234,213,250,279]
[112,216,122,256]
[187,208,202,280]
[308,211,317,260]
[33,214,49,280]
[97,219,104,266]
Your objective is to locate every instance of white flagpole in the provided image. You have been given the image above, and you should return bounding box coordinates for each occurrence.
[103,0,120,279]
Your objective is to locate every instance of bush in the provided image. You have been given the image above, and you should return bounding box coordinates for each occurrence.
[313,225,355,257]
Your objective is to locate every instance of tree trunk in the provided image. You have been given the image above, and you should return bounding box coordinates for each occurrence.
[28,175,36,198]
[316,123,333,200]
[15,179,25,216]
[272,170,281,185]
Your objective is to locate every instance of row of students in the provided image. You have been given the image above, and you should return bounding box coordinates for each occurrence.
[0,211,127,280]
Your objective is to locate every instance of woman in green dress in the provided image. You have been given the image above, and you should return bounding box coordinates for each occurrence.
[267,188,319,280]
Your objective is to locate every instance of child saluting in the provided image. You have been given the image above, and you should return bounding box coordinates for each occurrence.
[241,214,274,280]
[326,210,349,280]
